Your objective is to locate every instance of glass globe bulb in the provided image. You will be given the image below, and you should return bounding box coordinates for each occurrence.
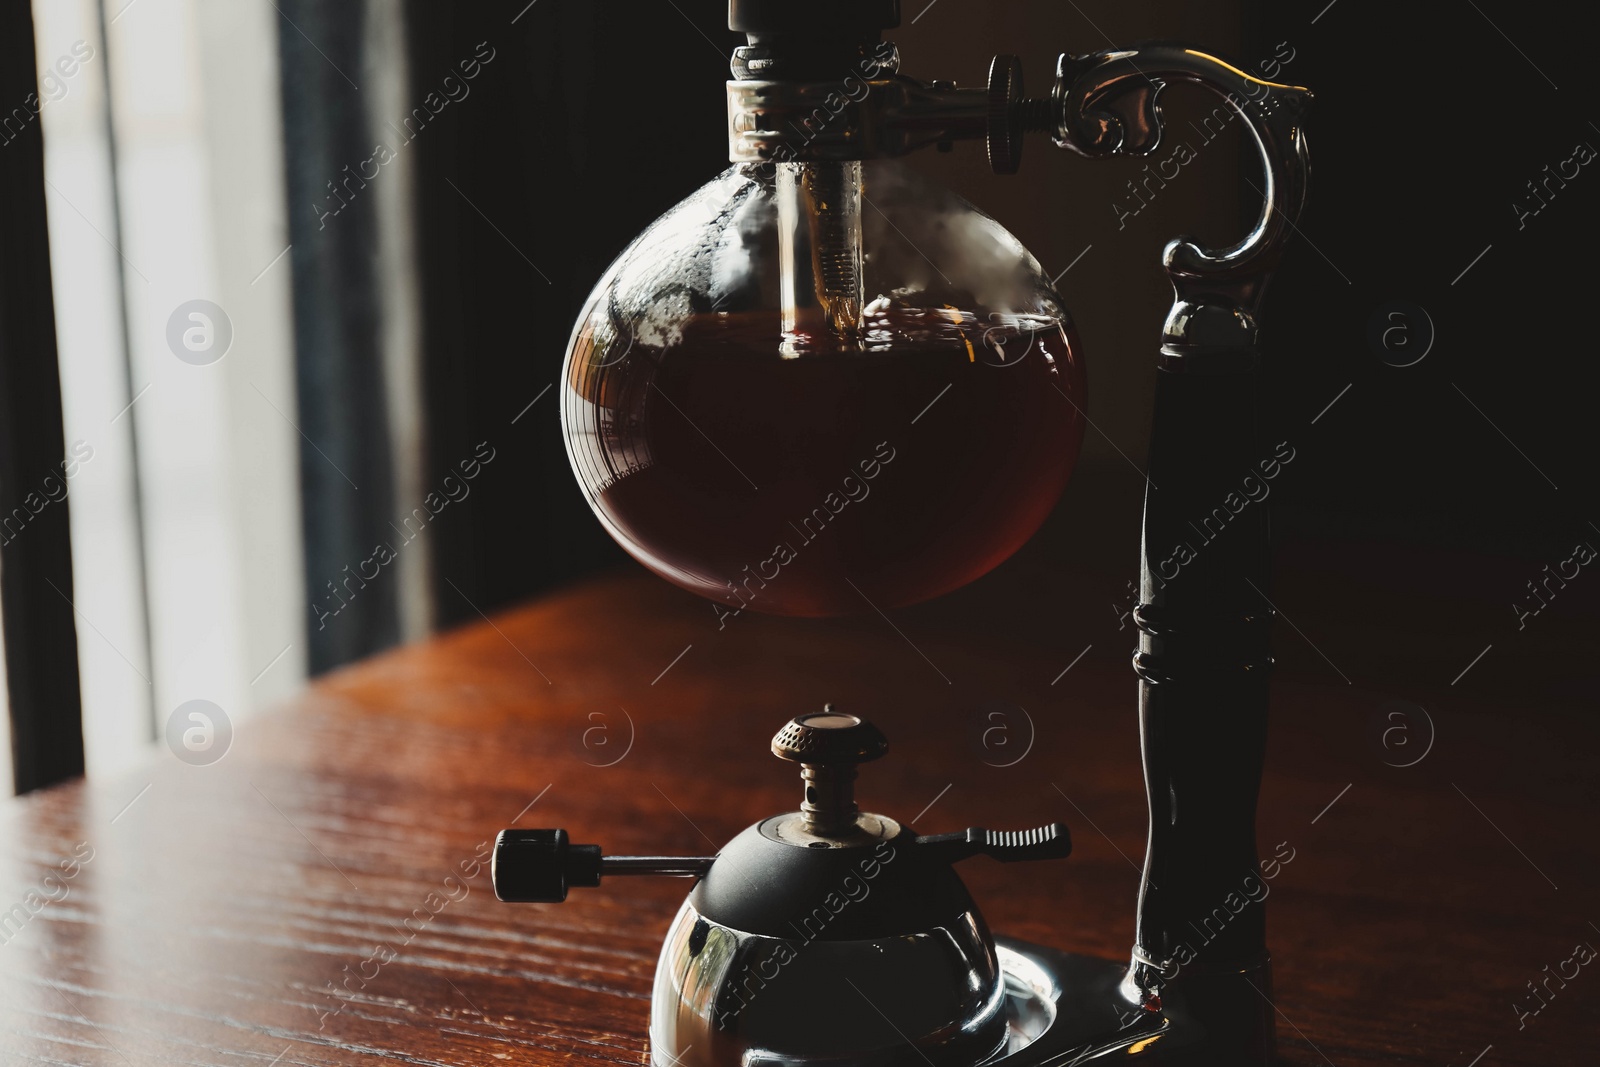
[561,159,1085,618]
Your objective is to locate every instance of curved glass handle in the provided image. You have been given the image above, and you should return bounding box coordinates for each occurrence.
[1052,46,1312,360]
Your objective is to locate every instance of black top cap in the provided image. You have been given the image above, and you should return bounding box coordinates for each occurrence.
[730,0,900,35]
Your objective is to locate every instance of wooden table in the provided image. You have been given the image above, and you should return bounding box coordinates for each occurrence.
[1,550,1595,1066]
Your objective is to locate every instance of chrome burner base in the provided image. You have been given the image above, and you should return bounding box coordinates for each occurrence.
[990,939,1271,1066]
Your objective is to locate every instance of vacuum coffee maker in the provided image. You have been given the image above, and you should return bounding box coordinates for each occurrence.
[494,1,1311,1063]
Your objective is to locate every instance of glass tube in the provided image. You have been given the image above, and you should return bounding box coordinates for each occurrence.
[776,161,864,354]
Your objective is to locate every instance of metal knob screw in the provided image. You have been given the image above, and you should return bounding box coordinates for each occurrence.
[987,53,1065,175]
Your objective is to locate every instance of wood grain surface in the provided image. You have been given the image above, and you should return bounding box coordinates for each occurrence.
[0,543,1595,1066]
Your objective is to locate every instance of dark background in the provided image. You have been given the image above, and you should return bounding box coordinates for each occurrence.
[293,0,1595,703]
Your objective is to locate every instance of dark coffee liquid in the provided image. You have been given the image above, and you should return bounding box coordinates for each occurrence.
[563,309,1085,617]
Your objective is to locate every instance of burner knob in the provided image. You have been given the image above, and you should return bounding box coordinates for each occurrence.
[493,829,714,903]
[493,829,600,903]
[771,707,888,835]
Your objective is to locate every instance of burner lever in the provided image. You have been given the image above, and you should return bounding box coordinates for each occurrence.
[914,821,1073,863]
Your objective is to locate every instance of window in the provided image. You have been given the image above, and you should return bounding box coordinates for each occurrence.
[36,0,307,777]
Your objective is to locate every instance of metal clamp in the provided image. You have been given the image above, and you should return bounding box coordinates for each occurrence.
[726,44,1312,366]
[1049,46,1312,364]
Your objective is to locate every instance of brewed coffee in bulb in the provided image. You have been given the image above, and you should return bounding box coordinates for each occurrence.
[563,303,1085,616]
